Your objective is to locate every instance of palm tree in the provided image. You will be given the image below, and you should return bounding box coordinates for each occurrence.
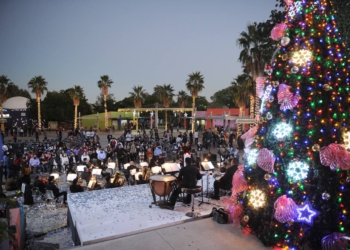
[177,90,189,130]
[236,72,255,127]
[154,84,174,131]
[97,75,113,130]
[28,76,48,130]
[186,71,204,132]
[231,75,251,136]
[129,85,147,131]
[0,75,13,132]
[68,85,84,130]
[237,23,271,122]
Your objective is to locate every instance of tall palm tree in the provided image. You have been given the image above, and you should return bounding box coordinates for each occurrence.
[28,76,48,130]
[236,72,255,127]
[129,85,147,131]
[231,75,251,136]
[154,84,174,131]
[0,75,13,132]
[177,90,188,130]
[237,23,271,122]
[186,71,204,132]
[97,75,113,130]
[68,85,84,130]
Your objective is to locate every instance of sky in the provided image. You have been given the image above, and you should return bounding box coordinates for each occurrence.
[0,0,281,104]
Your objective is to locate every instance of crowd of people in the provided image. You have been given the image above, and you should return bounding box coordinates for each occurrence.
[1,125,243,209]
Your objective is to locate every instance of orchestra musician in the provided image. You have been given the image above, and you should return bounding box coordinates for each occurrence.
[46,176,67,205]
[211,158,239,200]
[166,158,202,209]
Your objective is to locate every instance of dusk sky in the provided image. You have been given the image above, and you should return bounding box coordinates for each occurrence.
[0,0,281,104]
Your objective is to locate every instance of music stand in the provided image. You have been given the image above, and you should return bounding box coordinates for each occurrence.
[151,166,162,174]
[77,165,85,172]
[92,168,102,176]
[198,161,214,206]
[140,162,148,168]
[107,162,116,174]
[50,173,59,180]
[67,173,77,182]
[162,163,180,173]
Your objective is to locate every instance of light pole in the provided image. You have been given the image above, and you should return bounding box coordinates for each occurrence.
[184,112,188,130]
[150,111,154,129]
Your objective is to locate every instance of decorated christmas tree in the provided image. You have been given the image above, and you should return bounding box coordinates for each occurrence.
[226,0,350,249]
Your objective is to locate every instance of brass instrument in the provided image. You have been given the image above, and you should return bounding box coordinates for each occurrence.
[111,171,126,187]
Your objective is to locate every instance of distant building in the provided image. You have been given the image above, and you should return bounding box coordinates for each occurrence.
[2,96,35,128]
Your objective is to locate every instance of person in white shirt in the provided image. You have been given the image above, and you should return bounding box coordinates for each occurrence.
[60,153,69,171]
[194,131,199,144]
[81,151,90,163]
[97,149,107,167]
[125,132,132,142]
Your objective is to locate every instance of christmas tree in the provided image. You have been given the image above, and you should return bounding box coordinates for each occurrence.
[229,0,350,249]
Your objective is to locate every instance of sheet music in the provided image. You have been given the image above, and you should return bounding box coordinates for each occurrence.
[67,173,77,181]
[92,169,102,175]
[107,162,116,169]
[140,162,148,167]
[77,165,85,172]
[151,166,162,174]
[201,161,215,171]
[162,163,180,172]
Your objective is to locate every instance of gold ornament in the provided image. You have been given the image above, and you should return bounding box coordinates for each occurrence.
[243,215,249,222]
[323,84,330,91]
[264,174,271,181]
[282,54,289,61]
[312,144,321,152]
[273,81,280,88]
[249,189,266,209]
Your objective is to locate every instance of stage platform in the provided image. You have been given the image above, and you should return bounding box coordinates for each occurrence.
[68,181,221,246]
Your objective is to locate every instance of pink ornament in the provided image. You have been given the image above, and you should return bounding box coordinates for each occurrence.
[322,233,349,250]
[274,195,298,223]
[320,144,350,170]
[271,23,287,41]
[256,77,266,98]
[222,197,243,227]
[257,148,275,173]
[244,137,255,149]
[284,0,293,5]
[241,126,259,140]
[277,83,300,111]
[231,165,248,195]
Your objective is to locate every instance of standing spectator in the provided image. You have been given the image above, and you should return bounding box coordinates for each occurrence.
[194,130,199,145]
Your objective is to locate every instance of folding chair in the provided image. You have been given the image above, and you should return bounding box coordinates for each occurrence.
[32,187,46,203]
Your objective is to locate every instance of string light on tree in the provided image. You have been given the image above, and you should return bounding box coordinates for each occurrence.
[247,149,259,166]
[288,1,302,18]
[249,189,266,209]
[286,161,309,183]
[291,49,313,66]
[342,131,350,150]
[296,202,319,226]
[272,122,293,141]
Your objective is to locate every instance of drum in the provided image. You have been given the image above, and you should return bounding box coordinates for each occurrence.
[150,175,176,197]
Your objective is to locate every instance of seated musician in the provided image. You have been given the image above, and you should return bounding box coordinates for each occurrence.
[136,167,150,185]
[125,161,138,182]
[81,167,91,184]
[33,176,46,194]
[156,154,165,166]
[149,157,158,168]
[167,158,202,208]
[70,178,84,193]
[5,175,18,191]
[104,175,115,189]
[211,158,239,200]
[46,176,67,205]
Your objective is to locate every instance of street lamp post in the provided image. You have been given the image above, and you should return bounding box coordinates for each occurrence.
[184,112,188,130]
[150,111,154,129]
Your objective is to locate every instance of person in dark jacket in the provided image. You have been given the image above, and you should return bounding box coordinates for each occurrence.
[33,176,46,194]
[167,157,202,208]
[211,158,239,200]
[70,178,84,193]
[46,176,67,204]
[104,175,115,189]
